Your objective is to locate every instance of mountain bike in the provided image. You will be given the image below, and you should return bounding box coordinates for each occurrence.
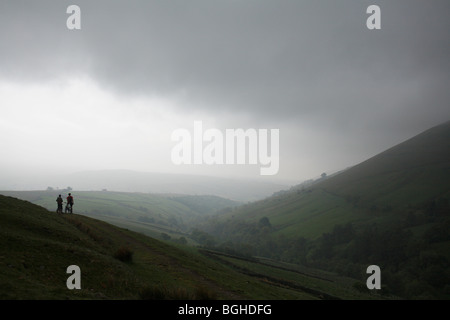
[65,202,73,214]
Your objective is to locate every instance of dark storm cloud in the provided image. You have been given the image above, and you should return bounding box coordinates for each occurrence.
[1,0,449,157]
[1,1,449,119]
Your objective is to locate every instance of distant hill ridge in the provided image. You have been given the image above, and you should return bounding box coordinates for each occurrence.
[48,171,289,202]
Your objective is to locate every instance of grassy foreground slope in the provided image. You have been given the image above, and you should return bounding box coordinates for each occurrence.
[0,191,238,241]
[1,195,375,300]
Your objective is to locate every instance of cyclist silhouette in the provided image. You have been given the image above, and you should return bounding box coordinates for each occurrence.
[66,193,74,213]
[56,195,63,214]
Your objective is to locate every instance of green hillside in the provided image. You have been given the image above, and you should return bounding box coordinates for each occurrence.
[204,121,450,237]
[0,190,238,242]
[318,119,450,208]
[0,194,375,300]
[199,121,450,299]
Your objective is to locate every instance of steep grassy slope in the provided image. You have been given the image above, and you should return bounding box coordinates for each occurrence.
[318,120,450,208]
[204,120,450,239]
[198,121,450,299]
[1,195,373,300]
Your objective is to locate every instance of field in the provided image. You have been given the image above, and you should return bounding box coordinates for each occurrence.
[0,190,238,242]
[0,194,378,300]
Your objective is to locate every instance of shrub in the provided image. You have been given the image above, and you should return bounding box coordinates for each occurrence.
[114,246,133,263]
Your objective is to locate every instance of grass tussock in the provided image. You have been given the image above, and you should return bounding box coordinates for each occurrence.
[114,246,134,263]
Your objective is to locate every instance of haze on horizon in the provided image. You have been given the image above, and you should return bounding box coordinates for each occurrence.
[1,1,449,188]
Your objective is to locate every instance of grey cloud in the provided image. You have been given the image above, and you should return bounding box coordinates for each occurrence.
[1,1,449,123]
[0,0,449,181]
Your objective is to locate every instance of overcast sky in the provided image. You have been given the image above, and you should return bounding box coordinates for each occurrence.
[0,0,449,186]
